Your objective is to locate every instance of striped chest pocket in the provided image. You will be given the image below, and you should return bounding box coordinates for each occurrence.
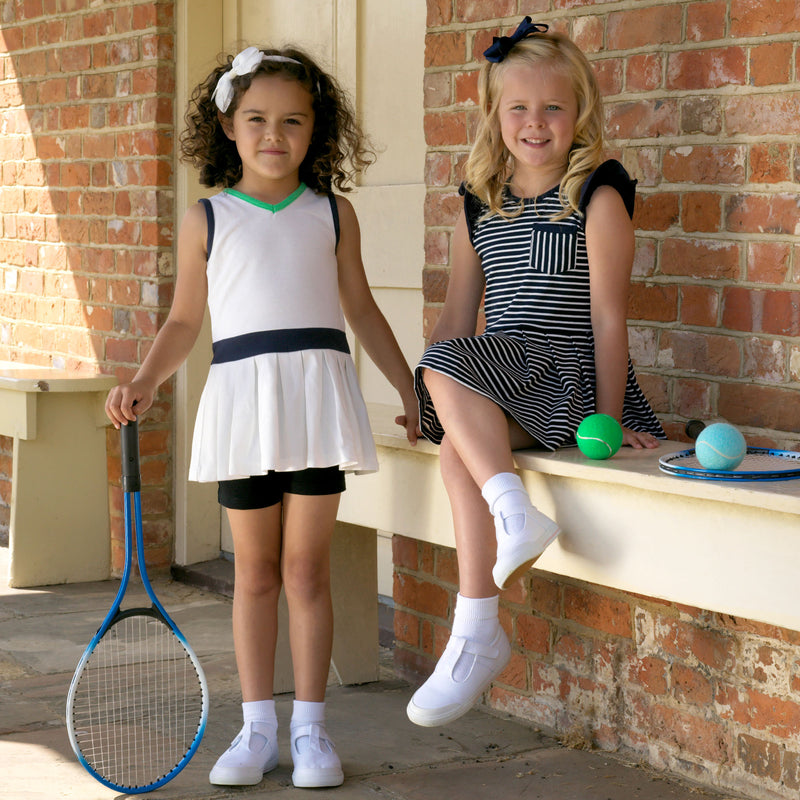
[528,222,579,275]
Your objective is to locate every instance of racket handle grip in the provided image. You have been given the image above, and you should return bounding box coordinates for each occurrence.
[120,418,141,493]
[685,419,706,441]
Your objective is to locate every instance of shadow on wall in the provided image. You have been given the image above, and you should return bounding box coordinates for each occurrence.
[0,5,178,569]
[0,6,175,382]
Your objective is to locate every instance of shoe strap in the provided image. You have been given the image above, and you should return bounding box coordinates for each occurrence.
[441,634,501,669]
[308,723,321,752]
[292,722,333,754]
[240,720,275,751]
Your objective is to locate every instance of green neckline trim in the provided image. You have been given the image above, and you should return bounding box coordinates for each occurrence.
[225,183,307,212]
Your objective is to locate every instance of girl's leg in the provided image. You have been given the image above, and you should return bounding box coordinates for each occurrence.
[407,373,563,728]
[406,435,510,727]
[210,505,283,786]
[281,492,340,701]
[423,369,515,486]
[281,492,344,789]
[442,420,545,594]
[440,434,496,599]
[229,505,283,700]
[423,369,560,590]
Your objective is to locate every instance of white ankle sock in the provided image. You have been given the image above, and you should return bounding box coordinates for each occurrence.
[450,594,500,681]
[243,699,277,726]
[481,472,531,534]
[238,700,277,755]
[291,700,325,727]
[451,593,499,643]
[291,701,335,757]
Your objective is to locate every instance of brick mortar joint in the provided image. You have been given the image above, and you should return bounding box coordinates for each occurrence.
[394,565,458,589]
[420,80,800,98]
[604,84,800,99]
[4,55,174,69]
[393,607,452,627]
[426,7,800,36]
[637,184,799,194]
[4,25,174,42]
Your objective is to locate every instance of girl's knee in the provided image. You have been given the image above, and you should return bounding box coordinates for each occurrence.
[282,557,331,604]
[236,558,282,598]
[440,435,469,473]
[440,434,457,458]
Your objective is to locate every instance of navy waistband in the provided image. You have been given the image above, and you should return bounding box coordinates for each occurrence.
[212,328,350,364]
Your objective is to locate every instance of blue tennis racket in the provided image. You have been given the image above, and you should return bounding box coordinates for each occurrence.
[66,418,209,793]
[659,420,800,482]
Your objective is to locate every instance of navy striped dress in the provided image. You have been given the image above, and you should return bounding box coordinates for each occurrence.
[415,160,664,449]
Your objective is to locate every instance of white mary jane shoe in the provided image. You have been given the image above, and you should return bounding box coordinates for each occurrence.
[209,720,279,786]
[290,722,344,788]
[406,626,510,727]
[492,506,560,590]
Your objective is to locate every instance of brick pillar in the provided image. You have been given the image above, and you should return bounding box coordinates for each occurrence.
[0,1,177,573]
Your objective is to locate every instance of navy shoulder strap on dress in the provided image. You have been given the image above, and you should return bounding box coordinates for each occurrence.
[198,198,215,259]
[327,194,340,251]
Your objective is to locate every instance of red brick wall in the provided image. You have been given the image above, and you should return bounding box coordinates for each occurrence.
[394,535,800,799]
[0,1,176,571]
[423,0,800,448]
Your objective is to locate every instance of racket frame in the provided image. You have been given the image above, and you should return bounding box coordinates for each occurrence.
[659,445,800,482]
[66,420,209,793]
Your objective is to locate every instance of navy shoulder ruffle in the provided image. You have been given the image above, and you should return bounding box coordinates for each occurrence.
[578,159,636,220]
[459,182,486,246]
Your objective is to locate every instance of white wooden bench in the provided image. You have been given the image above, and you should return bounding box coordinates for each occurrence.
[0,366,116,588]
[339,404,800,632]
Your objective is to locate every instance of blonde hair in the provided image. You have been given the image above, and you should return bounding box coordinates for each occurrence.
[465,31,604,220]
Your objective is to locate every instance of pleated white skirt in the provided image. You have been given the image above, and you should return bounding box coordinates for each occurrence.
[189,349,378,482]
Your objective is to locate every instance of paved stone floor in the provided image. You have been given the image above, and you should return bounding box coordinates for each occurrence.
[0,547,746,799]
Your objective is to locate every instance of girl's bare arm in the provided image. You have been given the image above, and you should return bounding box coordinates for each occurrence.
[105,202,209,427]
[586,185,658,449]
[335,196,420,443]
[428,211,484,345]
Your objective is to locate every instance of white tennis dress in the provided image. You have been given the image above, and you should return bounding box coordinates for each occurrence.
[188,185,378,482]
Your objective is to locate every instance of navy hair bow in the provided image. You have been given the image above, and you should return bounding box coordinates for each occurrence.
[483,17,549,63]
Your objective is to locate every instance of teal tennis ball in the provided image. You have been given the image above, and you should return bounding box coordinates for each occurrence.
[576,414,623,460]
[695,423,746,470]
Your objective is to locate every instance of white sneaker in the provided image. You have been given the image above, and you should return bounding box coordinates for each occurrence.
[492,506,560,590]
[290,723,344,788]
[209,721,279,786]
[406,627,510,727]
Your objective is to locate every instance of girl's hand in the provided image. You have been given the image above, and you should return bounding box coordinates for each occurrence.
[395,394,421,446]
[623,426,660,450]
[105,381,155,429]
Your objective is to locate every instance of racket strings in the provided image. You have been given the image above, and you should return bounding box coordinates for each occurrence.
[660,447,800,481]
[70,614,204,789]
[670,452,798,471]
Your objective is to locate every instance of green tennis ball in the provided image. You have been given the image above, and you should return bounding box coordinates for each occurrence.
[695,422,746,470]
[576,414,623,460]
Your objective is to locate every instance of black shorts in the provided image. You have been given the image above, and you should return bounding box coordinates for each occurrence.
[218,466,346,510]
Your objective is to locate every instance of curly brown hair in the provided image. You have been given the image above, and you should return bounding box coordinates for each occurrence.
[179,46,374,192]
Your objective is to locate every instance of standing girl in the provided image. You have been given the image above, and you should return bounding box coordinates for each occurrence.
[106,45,419,788]
[406,20,664,728]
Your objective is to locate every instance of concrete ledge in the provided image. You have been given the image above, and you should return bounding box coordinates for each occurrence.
[339,404,800,632]
[0,367,116,587]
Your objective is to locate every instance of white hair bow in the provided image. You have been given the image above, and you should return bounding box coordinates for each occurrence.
[211,46,303,112]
